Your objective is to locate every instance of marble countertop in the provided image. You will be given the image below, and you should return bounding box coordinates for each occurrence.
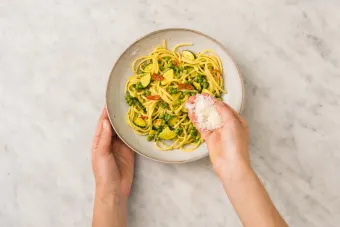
[1,0,339,226]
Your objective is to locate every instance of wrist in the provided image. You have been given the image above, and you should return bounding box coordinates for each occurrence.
[93,187,128,227]
[214,158,253,184]
[95,186,127,204]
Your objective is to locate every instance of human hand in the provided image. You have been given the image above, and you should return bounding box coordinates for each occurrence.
[187,96,249,180]
[92,107,134,199]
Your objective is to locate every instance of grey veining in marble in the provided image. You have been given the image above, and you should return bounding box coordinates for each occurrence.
[1,0,340,226]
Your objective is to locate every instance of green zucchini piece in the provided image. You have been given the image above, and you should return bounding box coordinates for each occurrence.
[159,127,177,140]
[182,50,196,60]
[202,89,213,95]
[144,63,153,72]
[149,130,156,135]
[168,117,178,127]
[134,117,146,128]
[141,73,151,88]
[193,82,201,91]
[161,69,174,85]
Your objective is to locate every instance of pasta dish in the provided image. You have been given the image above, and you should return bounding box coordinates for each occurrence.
[124,41,226,152]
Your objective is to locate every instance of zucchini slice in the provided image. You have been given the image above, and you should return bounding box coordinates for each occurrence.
[161,69,174,85]
[168,117,178,127]
[141,73,151,88]
[202,89,213,95]
[172,92,182,101]
[144,63,153,72]
[134,117,146,128]
[149,129,156,135]
[159,127,177,140]
[182,50,196,60]
[193,82,201,91]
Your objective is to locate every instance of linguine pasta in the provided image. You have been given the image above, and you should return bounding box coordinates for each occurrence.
[124,41,226,152]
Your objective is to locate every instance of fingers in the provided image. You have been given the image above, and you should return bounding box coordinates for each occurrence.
[186,98,213,140]
[215,101,237,123]
[97,119,113,156]
[186,94,247,138]
[92,107,109,150]
[188,111,211,139]
[229,107,248,129]
[188,110,198,126]
[215,101,247,129]
[98,106,109,123]
[113,139,135,197]
[187,95,196,104]
[92,106,114,157]
[186,97,198,127]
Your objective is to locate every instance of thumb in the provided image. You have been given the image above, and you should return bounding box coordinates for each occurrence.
[97,119,113,156]
[215,101,238,124]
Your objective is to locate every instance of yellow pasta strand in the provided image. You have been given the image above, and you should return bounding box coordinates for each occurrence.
[124,41,226,152]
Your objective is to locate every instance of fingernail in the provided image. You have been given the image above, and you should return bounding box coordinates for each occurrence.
[103,120,108,129]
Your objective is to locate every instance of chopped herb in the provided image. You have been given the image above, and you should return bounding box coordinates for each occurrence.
[125,93,146,112]
[159,65,165,71]
[197,74,203,83]
[202,82,209,89]
[143,90,151,96]
[147,135,154,141]
[136,82,144,90]
[175,127,183,135]
[179,92,185,99]
[190,128,198,137]
[169,87,179,94]
[125,93,135,106]
[159,102,169,109]
[164,113,172,122]
[154,132,160,141]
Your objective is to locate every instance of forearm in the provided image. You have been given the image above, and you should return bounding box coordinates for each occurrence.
[220,163,287,227]
[92,189,127,227]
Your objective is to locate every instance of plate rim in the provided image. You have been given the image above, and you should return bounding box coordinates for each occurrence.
[105,28,245,164]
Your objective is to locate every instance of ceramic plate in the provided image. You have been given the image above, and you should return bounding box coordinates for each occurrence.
[106,28,244,163]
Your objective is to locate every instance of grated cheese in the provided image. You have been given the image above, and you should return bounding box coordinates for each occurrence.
[185,95,223,130]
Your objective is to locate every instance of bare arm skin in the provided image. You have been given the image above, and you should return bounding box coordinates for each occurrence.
[92,107,134,227]
[91,98,287,227]
[187,96,288,227]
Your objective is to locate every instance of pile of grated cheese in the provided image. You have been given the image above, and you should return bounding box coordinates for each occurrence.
[185,95,223,130]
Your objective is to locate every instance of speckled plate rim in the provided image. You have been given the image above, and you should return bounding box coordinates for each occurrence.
[105,28,245,164]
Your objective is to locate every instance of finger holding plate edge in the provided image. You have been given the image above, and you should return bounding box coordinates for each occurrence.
[92,106,119,152]
[92,107,109,151]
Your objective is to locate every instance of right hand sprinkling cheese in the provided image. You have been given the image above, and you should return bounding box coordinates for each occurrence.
[185,94,223,130]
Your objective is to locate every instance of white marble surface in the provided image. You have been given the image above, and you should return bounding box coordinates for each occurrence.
[1,0,340,226]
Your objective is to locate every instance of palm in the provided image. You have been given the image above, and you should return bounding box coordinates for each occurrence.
[92,107,135,198]
[186,96,249,170]
[111,138,134,196]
